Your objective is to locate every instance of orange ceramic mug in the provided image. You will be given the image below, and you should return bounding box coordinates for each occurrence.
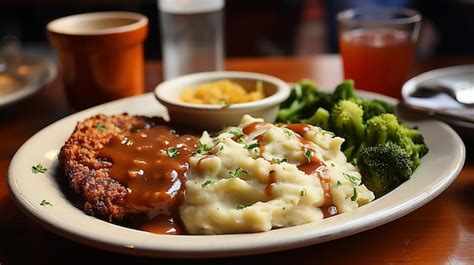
[47,12,148,110]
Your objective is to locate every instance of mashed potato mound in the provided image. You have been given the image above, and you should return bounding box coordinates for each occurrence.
[180,115,374,234]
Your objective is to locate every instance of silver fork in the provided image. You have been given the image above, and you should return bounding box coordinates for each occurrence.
[412,80,474,106]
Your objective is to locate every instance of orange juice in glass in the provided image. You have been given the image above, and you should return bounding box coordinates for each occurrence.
[337,7,421,98]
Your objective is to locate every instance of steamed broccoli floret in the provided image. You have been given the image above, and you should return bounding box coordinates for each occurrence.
[365,113,400,146]
[395,124,429,169]
[361,99,395,121]
[358,144,413,197]
[302,107,330,130]
[334,79,395,121]
[356,113,428,197]
[330,100,365,157]
[277,80,318,123]
[334,79,357,100]
[362,113,428,171]
[277,99,307,123]
[398,125,428,155]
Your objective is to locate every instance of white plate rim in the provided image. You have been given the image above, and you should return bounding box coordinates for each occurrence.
[7,92,466,258]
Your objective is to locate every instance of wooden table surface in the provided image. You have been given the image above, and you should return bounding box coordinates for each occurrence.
[0,55,473,264]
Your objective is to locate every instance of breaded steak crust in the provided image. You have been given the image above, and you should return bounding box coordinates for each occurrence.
[58,113,164,221]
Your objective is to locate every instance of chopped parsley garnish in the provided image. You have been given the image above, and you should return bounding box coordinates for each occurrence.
[196,141,211,155]
[236,204,246,210]
[300,189,306,196]
[165,146,180,158]
[201,179,215,188]
[229,167,249,179]
[330,162,335,167]
[238,138,246,144]
[229,129,243,137]
[245,143,259,150]
[96,122,107,132]
[272,158,288,164]
[336,180,342,186]
[304,148,312,162]
[343,173,360,185]
[40,199,53,206]
[283,129,293,136]
[219,145,224,151]
[351,188,358,201]
[32,163,47,174]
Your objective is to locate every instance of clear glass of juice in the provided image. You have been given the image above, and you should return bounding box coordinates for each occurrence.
[337,7,422,98]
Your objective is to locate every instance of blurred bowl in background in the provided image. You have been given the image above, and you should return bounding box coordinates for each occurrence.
[0,51,56,107]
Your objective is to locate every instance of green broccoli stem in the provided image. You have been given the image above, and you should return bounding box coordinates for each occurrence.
[302,107,330,130]
[277,100,306,122]
[334,79,357,100]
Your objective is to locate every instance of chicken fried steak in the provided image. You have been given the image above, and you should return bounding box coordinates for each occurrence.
[59,113,169,222]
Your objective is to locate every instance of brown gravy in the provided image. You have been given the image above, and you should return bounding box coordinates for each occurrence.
[265,171,277,197]
[243,121,267,135]
[284,124,338,218]
[98,125,198,234]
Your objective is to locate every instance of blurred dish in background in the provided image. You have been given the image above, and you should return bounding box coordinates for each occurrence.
[0,51,56,107]
[47,12,148,110]
[402,65,474,141]
[337,7,421,99]
[159,0,224,80]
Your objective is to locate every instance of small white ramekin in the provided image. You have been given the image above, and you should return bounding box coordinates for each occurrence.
[154,71,290,130]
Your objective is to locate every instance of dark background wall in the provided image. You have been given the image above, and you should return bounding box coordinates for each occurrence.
[0,0,304,59]
[0,0,473,61]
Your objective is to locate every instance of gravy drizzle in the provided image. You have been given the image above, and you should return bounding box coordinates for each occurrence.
[242,121,267,135]
[98,126,198,234]
[265,171,277,197]
[284,124,338,218]
[243,121,338,217]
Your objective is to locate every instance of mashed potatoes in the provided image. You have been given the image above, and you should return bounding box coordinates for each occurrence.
[180,115,374,234]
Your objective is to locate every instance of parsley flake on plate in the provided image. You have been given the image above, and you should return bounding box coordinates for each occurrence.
[40,199,53,206]
[32,163,47,174]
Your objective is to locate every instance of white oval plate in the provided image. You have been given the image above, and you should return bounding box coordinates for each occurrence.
[8,92,465,258]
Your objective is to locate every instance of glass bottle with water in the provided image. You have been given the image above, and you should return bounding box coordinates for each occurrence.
[159,0,224,80]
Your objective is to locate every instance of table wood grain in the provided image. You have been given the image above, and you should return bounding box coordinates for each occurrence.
[0,55,473,265]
